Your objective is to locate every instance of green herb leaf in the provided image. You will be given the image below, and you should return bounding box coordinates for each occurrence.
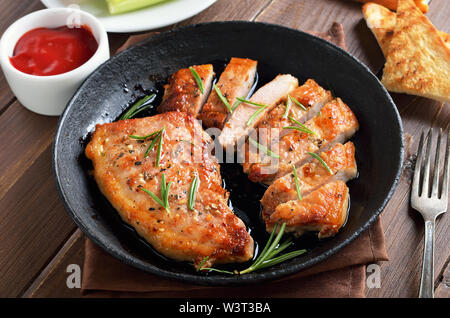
[144,130,162,158]
[286,116,317,135]
[140,187,165,211]
[201,222,306,275]
[258,249,306,270]
[155,127,164,167]
[120,94,155,120]
[188,173,199,211]
[289,95,307,111]
[129,130,161,140]
[308,152,333,174]
[283,95,292,119]
[213,84,232,113]
[248,137,280,159]
[236,97,270,127]
[140,173,171,213]
[189,66,204,94]
[197,256,209,271]
[231,99,242,111]
[292,165,302,201]
[200,268,235,275]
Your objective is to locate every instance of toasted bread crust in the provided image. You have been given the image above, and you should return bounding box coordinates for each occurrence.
[380,0,450,102]
[356,0,428,13]
[362,2,450,56]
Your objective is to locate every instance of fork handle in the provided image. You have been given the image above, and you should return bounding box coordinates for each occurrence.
[419,219,435,298]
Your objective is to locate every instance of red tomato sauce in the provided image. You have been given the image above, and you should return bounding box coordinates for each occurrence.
[9,25,98,76]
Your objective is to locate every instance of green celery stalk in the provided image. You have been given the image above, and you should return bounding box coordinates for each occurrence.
[106,0,168,15]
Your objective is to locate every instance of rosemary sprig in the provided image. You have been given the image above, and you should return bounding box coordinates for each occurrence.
[308,152,333,175]
[236,97,270,127]
[139,173,172,213]
[188,173,199,211]
[289,95,307,111]
[198,223,306,275]
[197,256,234,274]
[283,116,316,135]
[282,95,292,118]
[155,127,164,167]
[189,66,204,94]
[120,94,155,120]
[239,223,306,274]
[292,165,302,201]
[231,99,242,111]
[248,137,280,159]
[213,84,232,113]
[129,127,165,166]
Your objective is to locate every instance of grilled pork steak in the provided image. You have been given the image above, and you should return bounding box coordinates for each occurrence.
[85,112,254,268]
[199,57,258,129]
[266,181,350,239]
[157,64,214,117]
[218,74,298,149]
[260,142,357,223]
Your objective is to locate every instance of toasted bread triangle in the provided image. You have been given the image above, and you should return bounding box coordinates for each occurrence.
[356,0,429,13]
[380,0,450,102]
[362,2,450,57]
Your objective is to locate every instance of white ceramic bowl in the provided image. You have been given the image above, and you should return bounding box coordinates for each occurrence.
[0,8,109,116]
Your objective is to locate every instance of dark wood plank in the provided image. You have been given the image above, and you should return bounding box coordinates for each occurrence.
[174,0,272,26]
[0,146,76,297]
[435,259,450,298]
[0,0,45,112]
[23,230,85,298]
[255,0,385,73]
[0,103,58,200]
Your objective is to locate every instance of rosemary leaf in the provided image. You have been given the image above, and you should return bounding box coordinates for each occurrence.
[248,137,280,159]
[144,131,161,158]
[308,152,333,175]
[235,97,271,127]
[188,174,199,211]
[197,256,210,271]
[213,84,232,113]
[258,249,307,270]
[120,94,155,120]
[283,126,317,135]
[139,187,165,210]
[236,97,269,108]
[289,95,307,111]
[189,66,204,94]
[164,181,172,213]
[287,116,316,135]
[155,127,165,167]
[231,99,242,111]
[292,165,302,201]
[283,95,292,119]
[129,130,160,140]
[201,268,234,275]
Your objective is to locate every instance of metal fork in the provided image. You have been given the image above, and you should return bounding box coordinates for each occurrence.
[411,128,449,298]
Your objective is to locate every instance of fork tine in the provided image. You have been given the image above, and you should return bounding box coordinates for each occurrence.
[431,129,442,198]
[421,129,433,197]
[412,131,425,196]
[442,130,449,200]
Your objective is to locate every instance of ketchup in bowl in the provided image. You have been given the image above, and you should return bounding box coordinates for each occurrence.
[9,25,98,76]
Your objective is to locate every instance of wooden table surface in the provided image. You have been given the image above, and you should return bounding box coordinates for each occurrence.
[0,0,448,298]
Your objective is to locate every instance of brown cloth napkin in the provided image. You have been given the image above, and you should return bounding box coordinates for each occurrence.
[81,22,388,298]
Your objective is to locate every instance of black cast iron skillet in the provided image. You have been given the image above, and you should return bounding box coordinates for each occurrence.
[53,21,404,285]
